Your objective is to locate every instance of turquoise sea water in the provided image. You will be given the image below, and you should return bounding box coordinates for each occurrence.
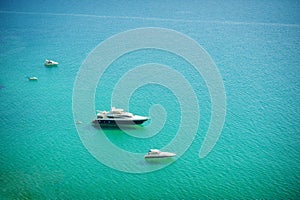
[1,1,300,199]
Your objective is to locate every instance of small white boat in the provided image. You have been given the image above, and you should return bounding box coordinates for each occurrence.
[44,59,58,66]
[144,149,176,158]
[27,76,38,81]
[75,120,82,124]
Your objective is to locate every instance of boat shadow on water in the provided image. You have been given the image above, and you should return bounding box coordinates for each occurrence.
[144,157,176,165]
[92,123,145,131]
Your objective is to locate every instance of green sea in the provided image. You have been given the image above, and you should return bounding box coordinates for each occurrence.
[1,0,299,199]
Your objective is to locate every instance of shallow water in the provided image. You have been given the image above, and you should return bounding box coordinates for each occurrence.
[1,1,300,199]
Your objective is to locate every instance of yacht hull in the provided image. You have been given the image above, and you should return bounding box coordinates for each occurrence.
[96,118,148,125]
[144,154,175,158]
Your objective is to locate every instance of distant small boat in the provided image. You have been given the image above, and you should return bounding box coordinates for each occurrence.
[144,149,176,158]
[75,120,82,124]
[27,76,38,81]
[44,59,58,66]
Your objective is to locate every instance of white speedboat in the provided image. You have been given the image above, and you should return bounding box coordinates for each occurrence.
[144,149,176,158]
[44,59,58,66]
[92,107,148,126]
[27,76,38,81]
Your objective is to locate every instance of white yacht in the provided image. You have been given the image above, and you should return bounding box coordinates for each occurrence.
[144,149,176,158]
[44,59,58,66]
[92,107,148,126]
[27,76,38,81]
